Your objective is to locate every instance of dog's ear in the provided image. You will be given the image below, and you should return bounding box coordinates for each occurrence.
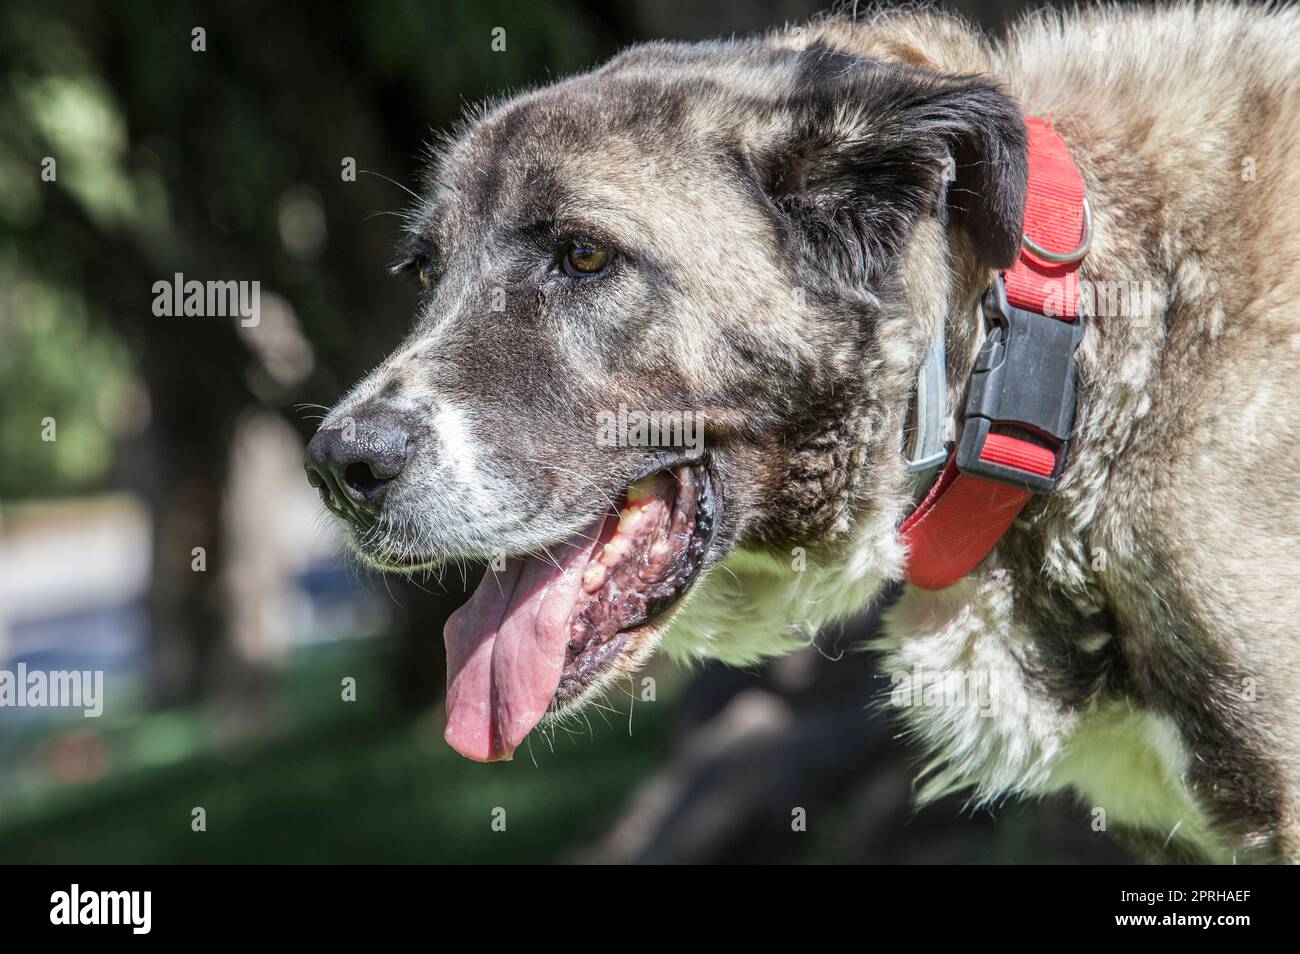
[753,47,1028,287]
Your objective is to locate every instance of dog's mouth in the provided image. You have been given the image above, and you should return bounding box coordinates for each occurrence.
[442,461,718,762]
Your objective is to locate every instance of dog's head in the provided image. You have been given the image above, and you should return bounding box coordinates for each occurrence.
[307,38,1027,760]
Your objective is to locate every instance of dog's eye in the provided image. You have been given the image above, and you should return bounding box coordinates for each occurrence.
[417,258,438,289]
[563,242,611,276]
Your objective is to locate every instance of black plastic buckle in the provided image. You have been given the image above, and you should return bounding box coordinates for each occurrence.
[954,278,1085,494]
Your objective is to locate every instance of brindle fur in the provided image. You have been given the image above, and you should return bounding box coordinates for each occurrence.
[318,3,1300,862]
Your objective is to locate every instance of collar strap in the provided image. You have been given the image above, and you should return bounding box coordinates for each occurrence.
[901,116,1089,590]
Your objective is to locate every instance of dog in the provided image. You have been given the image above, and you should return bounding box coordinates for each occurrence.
[305,3,1300,862]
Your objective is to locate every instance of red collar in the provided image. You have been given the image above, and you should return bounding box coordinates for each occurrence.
[901,116,1090,590]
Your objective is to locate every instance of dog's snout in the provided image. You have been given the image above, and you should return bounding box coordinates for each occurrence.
[305,409,411,516]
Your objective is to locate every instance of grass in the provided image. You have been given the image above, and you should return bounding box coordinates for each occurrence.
[0,640,671,863]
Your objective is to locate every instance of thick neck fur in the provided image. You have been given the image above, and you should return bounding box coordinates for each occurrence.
[743,4,1300,862]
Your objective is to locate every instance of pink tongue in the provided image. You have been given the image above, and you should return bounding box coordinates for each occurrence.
[442,519,605,761]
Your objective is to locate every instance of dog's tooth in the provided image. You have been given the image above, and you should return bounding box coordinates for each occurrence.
[618,506,642,532]
[601,539,628,565]
[581,565,607,593]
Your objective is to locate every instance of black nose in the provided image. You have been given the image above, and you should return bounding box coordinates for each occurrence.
[305,409,410,517]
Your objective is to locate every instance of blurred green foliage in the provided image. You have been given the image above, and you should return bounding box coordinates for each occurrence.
[0,266,136,495]
[0,0,611,500]
[0,4,149,495]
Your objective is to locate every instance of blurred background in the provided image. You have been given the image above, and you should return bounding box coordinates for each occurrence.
[0,0,1130,863]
